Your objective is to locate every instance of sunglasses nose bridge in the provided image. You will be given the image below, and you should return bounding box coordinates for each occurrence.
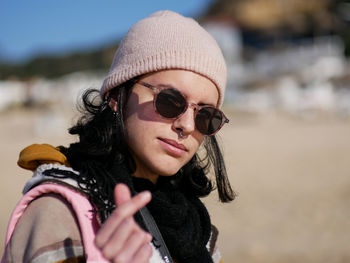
[187,102,199,114]
[172,102,197,134]
[180,103,200,123]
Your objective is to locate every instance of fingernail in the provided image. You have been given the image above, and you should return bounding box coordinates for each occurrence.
[141,191,151,200]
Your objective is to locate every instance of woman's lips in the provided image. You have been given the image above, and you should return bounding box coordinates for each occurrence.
[158,138,187,156]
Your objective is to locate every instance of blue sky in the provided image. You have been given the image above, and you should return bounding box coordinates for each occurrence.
[0,0,213,63]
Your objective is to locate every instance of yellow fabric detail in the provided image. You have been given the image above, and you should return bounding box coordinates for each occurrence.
[54,256,85,263]
[17,144,70,171]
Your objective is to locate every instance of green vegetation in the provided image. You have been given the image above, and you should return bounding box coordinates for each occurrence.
[0,43,117,80]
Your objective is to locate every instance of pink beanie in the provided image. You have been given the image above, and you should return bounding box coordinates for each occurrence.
[100,10,227,106]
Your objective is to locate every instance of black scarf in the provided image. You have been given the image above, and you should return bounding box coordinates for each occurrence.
[132,176,213,263]
[107,161,213,263]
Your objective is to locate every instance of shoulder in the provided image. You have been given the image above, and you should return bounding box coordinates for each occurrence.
[5,193,84,262]
[18,193,82,237]
[208,225,222,263]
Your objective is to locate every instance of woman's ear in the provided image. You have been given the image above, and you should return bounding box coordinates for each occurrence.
[108,96,118,112]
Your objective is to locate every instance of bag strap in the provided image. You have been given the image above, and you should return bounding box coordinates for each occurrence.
[139,207,174,263]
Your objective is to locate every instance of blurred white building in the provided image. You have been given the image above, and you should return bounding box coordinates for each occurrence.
[204,21,350,116]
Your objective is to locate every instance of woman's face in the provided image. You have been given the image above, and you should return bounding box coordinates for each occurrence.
[124,70,219,183]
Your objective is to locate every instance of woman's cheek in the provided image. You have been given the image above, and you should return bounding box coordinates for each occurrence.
[125,123,198,177]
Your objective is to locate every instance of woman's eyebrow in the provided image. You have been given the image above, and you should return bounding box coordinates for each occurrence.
[158,82,217,107]
[199,102,216,107]
[158,83,176,88]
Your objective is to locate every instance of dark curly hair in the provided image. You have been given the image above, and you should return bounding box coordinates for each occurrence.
[55,80,235,222]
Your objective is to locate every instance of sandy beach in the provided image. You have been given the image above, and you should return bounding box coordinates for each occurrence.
[1,107,350,262]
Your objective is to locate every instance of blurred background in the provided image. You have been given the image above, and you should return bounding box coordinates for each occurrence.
[1,0,350,262]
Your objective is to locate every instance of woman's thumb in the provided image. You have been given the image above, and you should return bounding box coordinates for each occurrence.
[114,183,132,206]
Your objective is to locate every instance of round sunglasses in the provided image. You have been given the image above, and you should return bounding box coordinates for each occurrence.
[134,81,229,136]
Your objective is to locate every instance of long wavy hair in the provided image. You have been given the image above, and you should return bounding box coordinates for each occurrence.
[57,79,235,222]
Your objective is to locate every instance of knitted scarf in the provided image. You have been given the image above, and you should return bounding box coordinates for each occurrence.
[106,160,213,263]
[132,176,213,263]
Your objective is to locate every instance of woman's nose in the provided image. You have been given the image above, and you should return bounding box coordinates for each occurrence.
[172,107,196,136]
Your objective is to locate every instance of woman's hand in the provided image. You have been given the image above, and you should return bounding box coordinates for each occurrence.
[95,184,153,263]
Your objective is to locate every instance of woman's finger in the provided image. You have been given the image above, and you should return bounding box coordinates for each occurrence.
[95,184,151,248]
[101,187,151,233]
[114,229,153,262]
[99,217,135,260]
[131,242,153,263]
[113,184,152,219]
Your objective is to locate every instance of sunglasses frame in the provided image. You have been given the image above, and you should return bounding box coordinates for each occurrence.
[134,81,229,136]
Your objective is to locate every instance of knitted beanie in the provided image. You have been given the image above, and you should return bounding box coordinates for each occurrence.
[100,10,227,106]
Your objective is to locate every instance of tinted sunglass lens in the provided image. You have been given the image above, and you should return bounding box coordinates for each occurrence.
[196,107,223,135]
[156,89,186,118]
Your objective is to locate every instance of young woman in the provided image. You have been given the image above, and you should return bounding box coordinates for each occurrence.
[2,10,235,263]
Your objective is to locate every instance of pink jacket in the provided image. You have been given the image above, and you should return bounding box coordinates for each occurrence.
[1,183,109,263]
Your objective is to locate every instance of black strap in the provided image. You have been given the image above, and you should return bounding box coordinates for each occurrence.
[139,207,174,263]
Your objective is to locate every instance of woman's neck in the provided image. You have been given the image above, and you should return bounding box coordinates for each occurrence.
[131,167,159,184]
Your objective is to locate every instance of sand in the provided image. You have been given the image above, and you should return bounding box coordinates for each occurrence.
[1,107,349,262]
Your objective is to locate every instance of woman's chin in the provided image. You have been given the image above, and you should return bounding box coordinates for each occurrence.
[155,166,181,177]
